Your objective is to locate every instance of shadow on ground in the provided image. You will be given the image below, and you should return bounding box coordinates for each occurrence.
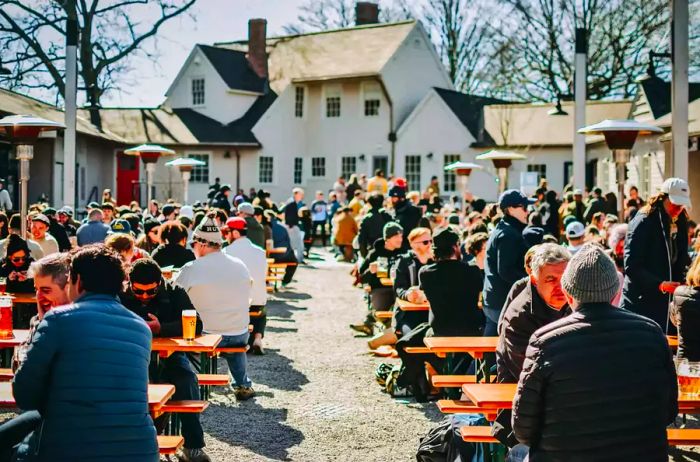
[246,349,310,392]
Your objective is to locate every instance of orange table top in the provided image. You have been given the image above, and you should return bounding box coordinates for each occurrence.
[668,335,679,349]
[151,334,222,358]
[396,298,429,311]
[0,329,29,348]
[461,383,517,409]
[423,336,498,355]
[267,247,287,255]
[5,293,37,304]
[380,278,393,287]
[0,382,175,411]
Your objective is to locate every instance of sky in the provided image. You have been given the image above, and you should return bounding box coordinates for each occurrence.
[104,0,308,107]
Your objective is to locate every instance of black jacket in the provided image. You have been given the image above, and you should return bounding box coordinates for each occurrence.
[622,207,689,331]
[393,252,431,330]
[393,199,422,244]
[512,303,677,461]
[483,215,528,316]
[151,244,195,269]
[283,200,299,228]
[672,285,700,361]
[419,259,483,337]
[244,216,266,249]
[359,239,405,289]
[0,258,34,293]
[120,280,203,338]
[211,191,231,214]
[357,208,393,257]
[48,219,71,252]
[583,196,606,223]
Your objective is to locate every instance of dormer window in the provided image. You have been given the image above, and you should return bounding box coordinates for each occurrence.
[363,82,381,116]
[325,85,341,118]
[192,78,205,106]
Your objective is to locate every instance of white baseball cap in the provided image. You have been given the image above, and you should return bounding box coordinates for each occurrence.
[566,221,585,239]
[660,177,692,209]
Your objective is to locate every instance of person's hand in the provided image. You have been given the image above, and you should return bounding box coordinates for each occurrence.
[659,281,681,295]
[8,271,17,281]
[17,272,27,282]
[369,262,378,274]
[146,313,161,335]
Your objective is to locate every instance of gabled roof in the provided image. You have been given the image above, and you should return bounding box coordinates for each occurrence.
[636,76,700,120]
[0,88,125,143]
[433,88,506,142]
[197,45,266,94]
[215,21,417,93]
[83,92,276,146]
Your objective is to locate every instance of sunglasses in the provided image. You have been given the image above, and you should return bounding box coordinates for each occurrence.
[10,256,26,263]
[413,239,432,246]
[131,286,159,296]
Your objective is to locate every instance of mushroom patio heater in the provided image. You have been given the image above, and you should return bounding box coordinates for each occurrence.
[444,161,483,197]
[475,150,528,194]
[165,157,205,205]
[0,115,65,237]
[578,119,662,220]
[124,144,175,206]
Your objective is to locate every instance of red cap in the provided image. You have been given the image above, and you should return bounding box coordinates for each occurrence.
[226,217,247,230]
[394,177,407,189]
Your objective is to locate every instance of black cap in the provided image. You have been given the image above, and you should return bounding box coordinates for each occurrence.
[433,227,460,250]
[162,204,176,216]
[499,189,534,209]
[388,186,406,198]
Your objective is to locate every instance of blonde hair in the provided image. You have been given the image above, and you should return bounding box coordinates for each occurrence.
[687,255,700,287]
[408,227,431,242]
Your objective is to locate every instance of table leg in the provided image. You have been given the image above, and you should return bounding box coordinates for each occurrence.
[0,348,11,368]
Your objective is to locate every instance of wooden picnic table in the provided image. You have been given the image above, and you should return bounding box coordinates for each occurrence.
[0,382,175,413]
[396,298,429,311]
[462,383,517,410]
[267,247,287,255]
[0,329,29,348]
[423,336,498,359]
[6,293,37,304]
[151,334,222,359]
[380,278,393,287]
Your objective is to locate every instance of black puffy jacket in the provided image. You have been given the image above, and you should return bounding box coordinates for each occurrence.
[672,285,700,361]
[483,215,527,316]
[357,208,392,257]
[512,302,678,461]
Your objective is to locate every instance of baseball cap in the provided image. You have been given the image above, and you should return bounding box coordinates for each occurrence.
[58,206,73,217]
[109,219,132,235]
[566,221,585,239]
[42,207,57,217]
[226,217,247,230]
[394,177,407,189]
[388,186,406,198]
[31,213,50,226]
[498,189,534,209]
[661,177,692,209]
[433,226,460,250]
[191,216,222,245]
[87,201,100,209]
[573,189,583,196]
[237,202,255,216]
[179,205,194,219]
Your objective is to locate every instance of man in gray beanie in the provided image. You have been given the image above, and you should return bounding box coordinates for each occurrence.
[511,243,678,461]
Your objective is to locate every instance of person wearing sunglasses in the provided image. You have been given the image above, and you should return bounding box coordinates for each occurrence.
[121,259,210,462]
[0,234,35,294]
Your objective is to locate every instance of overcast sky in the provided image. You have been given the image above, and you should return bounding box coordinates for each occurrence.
[105,0,308,107]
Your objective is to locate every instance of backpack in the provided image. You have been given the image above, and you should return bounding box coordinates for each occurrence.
[416,414,491,462]
[385,364,411,397]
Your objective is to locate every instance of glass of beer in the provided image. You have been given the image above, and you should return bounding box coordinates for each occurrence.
[0,277,7,294]
[0,296,13,339]
[376,257,389,279]
[181,310,197,342]
[677,358,700,397]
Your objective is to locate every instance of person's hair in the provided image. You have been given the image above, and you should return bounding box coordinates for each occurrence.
[214,209,228,224]
[530,244,571,278]
[178,216,192,229]
[292,187,304,195]
[406,191,419,203]
[367,192,384,209]
[70,244,125,295]
[434,243,457,260]
[88,208,104,221]
[121,213,141,235]
[687,253,700,286]
[528,212,543,227]
[375,169,384,177]
[467,222,488,236]
[129,258,162,285]
[542,234,558,244]
[466,232,489,256]
[592,211,605,223]
[607,223,628,250]
[408,227,431,243]
[8,213,21,231]
[641,192,667,215]
[105,233,134,254]
[0,212,8,239]
[585,225,600,236]
[5,233,30,259]
[29,253,70,288]
[193,211,205,228]
[160,220,188,245]
[629,185,638,193]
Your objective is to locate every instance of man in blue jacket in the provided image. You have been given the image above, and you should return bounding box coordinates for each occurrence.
[482,190,532,336]
[11,245,158,461]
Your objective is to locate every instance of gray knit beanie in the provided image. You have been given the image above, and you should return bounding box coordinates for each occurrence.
[561,243,619,304]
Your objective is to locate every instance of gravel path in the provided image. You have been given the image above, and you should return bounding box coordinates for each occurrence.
[201,249,441,461]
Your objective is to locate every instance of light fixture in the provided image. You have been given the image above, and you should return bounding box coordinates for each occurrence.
[444,161,483,195]
[426,152,434,159]
[359,154,366,161]
[166,157,205,205]
[475,150,528,193]
[124,144,175,205]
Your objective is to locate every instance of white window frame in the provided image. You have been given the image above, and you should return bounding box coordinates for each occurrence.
[258,156,274,184]
[527,164,547,182]
[187,152,211,184]
[361,82,381,117]
[341,156,357,180]
[294,86,306,119]
[443,154,461,192]
[191,77,205,107]
[405,155,422,191]
[640,153,652,198]
[311,157,326,178]
[293,157,303,184]
[323,84,342,118]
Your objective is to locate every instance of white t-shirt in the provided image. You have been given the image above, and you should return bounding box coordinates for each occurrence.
[35,235,59,256]
[224,237,268,307]
[174,251,251,336]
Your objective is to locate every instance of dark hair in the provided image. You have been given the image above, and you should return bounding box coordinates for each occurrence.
[121,213,141,235]
[375,169,384,177]
[0,212,8,239]
[528,212,543,227]
[160,221,188,245]
[70,244,125,295]
[178,216,193,228]
[8,213,21,231]
[214,209,228,224]
[5,234,30,259]
[467,222,488,236]
[466,232,489,256]
[129,258,162,285]
[434,244,456,260]
[193,211,205,228]
[367,192,384,209]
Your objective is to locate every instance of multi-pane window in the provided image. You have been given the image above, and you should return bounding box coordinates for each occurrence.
[405,155,421,191]
[443,154,460,192]
[373,156,388,175]
[312,157,326,177]
[325,86,341,117]
[294,87,304,118]
[191,78,205,106]
[259,156,273,183]
[341,156,356,180]
[363,83,381,116]
[188,154,209,183]
[640,154,652,198]
[527,164,547,181]
[294,157,303,184]
[563,161,573,186]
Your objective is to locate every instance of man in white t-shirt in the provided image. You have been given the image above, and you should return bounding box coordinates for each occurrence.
[223,217,268,354]
[30,214,59,256]
[174,215,255,401]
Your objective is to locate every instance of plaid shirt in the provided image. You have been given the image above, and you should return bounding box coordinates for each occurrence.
[12,314,40,373]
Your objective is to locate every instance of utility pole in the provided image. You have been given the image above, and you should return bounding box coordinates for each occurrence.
[671,0,689,180]
[63,0,78,209]
[573,28,587,190]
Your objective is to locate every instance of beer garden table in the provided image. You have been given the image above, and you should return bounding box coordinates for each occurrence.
[424,336,499,383]
[396,298,430,311]
[150,334,222,373]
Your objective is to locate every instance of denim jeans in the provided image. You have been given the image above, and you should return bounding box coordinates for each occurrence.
[482,307,500,337]
[159,353,204,449]
[219,332,252,388]
[506,444,529,462]
[0,411,41,462]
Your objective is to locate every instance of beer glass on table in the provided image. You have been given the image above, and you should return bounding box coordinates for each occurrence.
[0,296,13,339]
[376,257,389,279]
[0,277,7,294]
[181,310,197,342]
[677,358,700,397]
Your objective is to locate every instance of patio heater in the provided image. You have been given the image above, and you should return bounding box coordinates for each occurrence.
[124,144,175,206]
[444,161,483,198]
[0,115,65,237]
[165,157,205,205]
[475,150,527,194]
[578,119,662,220]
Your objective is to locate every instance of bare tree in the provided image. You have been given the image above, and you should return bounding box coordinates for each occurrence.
[490,0,669,102]
[0,0,197,126]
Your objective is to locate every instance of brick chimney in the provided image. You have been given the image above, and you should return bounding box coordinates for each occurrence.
[247,18,268,79]
[355,2,379,26]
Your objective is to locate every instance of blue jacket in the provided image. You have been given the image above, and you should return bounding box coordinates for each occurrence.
[13,293,158,462]
[76,220,110,246]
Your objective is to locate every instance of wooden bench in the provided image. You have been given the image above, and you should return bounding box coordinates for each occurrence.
[266,286,274,293]
[431,375,496,387]
[0,368,13,382]
[404,346,432,354]
[158,435,184,455]
[374,310,393,320]
[196,374,230,386]
[249,311,263,318]
[460,426,498,443]
[161,400,209,414]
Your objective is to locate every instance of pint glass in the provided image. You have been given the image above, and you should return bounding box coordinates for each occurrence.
[0,296,13,339]
[181,310,197,341]
[678,358,700,397]
[0,277,7,294]
[376,257,388,279]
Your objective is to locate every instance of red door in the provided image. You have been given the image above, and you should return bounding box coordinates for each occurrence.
[116,151,140,205]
